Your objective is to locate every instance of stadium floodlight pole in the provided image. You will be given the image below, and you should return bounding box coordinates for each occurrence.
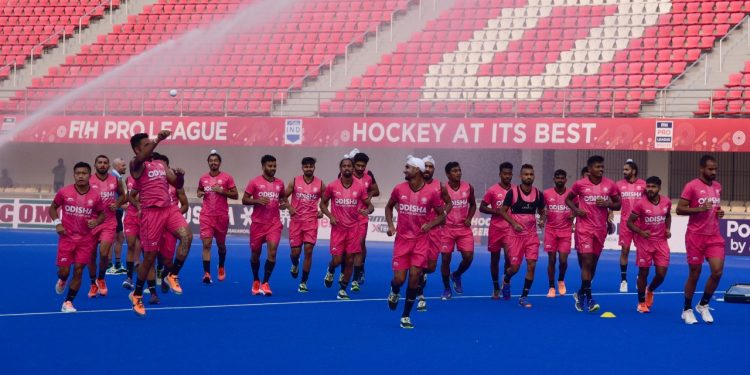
[109,0,113,25]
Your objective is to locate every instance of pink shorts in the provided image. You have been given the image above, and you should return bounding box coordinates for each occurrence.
[487,225,510,252]
[544,229,572,253]
[250,221,282,252]
[123,210,140,237]
[618,223,635,247]
[508,234,540,266]
[392,235,428,271]
[57,235,95,267]
[200,214,229,243]
[289,218,318,247]
[442,226,474,253]
[140,206,188,252]
[92,216,117,244]
[576,230,606,256]
[359,220,368,241]
[426,226,445,261]
[685,233,725,265]
[160,231,178,260]
[634,238,670,267]
[330,225,361,256]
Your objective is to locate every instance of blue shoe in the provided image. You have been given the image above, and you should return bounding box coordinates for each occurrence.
[450,272,463,294]
[587,297,600,312]
[441,288,452,300]
[518,296,532,308]
[501,282,511,300]
[574,291,584,312]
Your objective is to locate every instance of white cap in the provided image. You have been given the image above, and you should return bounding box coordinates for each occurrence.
[209,149,219,155]
[344,148,360,159]
[422,155,435,166]
[406,155,426,172]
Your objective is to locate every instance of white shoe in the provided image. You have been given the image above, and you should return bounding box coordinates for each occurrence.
[105,266,117,275]
[695,304,714,324]
[681,309,698,325]
[417,298,427,312]
[61,301,77,313]
[55,279,66,295]
[619,280,628,293]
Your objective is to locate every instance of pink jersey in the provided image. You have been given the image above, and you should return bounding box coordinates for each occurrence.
[291,175,323,222]
[353,169,375,223]
[543,188,572,231]
[680,178,722,235]
[125,176,138,216]
[53,185,105,239]
[617,178,647,222]
[631,195,671,240]
[326,178,368,228]
[245,175,284,224]
[134,160,170,208]
[390,182,444,239]
[570,177,620,235]
[198,171,235,217]
[424,179,443,221]
[446,181,472,228]
[482,183,513,230]
[168,185,179,207]
[90,173,118,220]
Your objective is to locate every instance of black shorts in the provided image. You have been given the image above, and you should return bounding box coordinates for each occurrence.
[116,210,124,233]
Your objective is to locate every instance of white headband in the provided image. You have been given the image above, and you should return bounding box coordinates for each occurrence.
[344,148,360,159]
[406,155,426,172]
[422,155,435,166]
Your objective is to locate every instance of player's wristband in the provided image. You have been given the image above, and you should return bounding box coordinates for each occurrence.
[52,218,62,226]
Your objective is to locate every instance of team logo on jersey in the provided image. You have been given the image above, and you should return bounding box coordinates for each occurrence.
[87,199,94,206]
[109,183,116,190]
[645,210,652,214]
[66,197,74,202]
[353,191,358,197]
[284,119,303,145]
[421,197,428,204]
[313,187,319,193]
[400,195,408,200]
[603,187,609,193]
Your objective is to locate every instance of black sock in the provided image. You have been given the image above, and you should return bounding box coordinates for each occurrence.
[218,251,226,267]
[327,265,335,275]
[548,279,555,288]
[638,291,646,303]
[353,266,364,282]
[684,297,693,311]
[522,278,533,297]
[402,287,418,318]
[147,279,157,295]
[203,260,210,273]
[456,260,470,276]
[98,268,105,279]
[262,260,275,283]
[339,280,348,290]
[65,288,78,302]
[170,259,184,276]
[107,263,113,269]
[115,259,121,269]
[492,279,500,290]
[301,270,310,283]
[503,275,511,285]
[134,278,145,296]
[391,280,400,294]
[620,265,627,281]
[126,261,134,278]
[699,294,711,306]
[581,280,592,298]
[418,272,427,296]
[339,263,345,274]
[251,260,260,281]
[90,277,96,285]
[442,273,450,289]
[291,256,299,267]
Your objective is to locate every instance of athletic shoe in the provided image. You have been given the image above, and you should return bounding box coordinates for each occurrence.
[351,280,360,292]
[417,296,427,312]
[260,282,272,296]
[156,274,162,286]
[337,289,350,300]
[143,288,150,294]
[251,280,261,295]
[105,265,117,275]
[492,288,501,300]
[518,296,532,308]
[338,273,344,284]
[573,291,584,312]
[148,293,160,305]
[358,271,365,285]
[298,282,308,293]
[619,280,628,293]
[115,267,128,275]
[501,282,511,300]
[695,304,714,324]
[122,278,134,290]
[202,272,212,285]
[557,281,567,296]
[388,291,400,311]
[129,292,145,317]
[587,298,600,312]
[61,301,76,313]
[217,266,226,282]
[637,302,650,313]
[645,289,654,308]
[166,274,182,295]
[450,272,464,294]
[399,317,414,329]
[96,279,108,296]
[546,287,556,298]
[324,271,334,288]
[161,277,170,293]
[88,284,98,298]
[290,264,299,279]
[681,309,698,325]
[55,279,66,295]
[441,288,452,300]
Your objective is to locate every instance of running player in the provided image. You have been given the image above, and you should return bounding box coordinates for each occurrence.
[626,176,671,313]
[50,162,105,312]
[122,175,140,290]
[242,154,286,296]
[198,150,238,284]
[676,155,725,324]
[286,157,324,292]
[440,161,476,300]
[617,159,646,293]
[107,157,128,275]
[499,164,546,308]
[88,155,127,298]
[479,162,514,299]
[351,150,379,285]
[566,155,621,313]
[543,169,573,298]
[416,155,451,312]
[385,156,446,329]
[128,131,193,316]
[320,158,373,300]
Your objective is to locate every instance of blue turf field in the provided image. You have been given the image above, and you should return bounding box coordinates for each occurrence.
[1,229,748,374]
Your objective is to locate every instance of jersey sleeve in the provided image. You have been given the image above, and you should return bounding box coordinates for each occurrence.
[244,180,255,196]
[570,181,581,196]
[390,186,400,203]
[609,181,620,198]
[226,175,236,190]
[679,182,693,202]
[481,189,492,205]
[53,190,64,206]
[631,200,643,217]
[367,170,376,184]
[536,190,546,209]
[360,183,369,202]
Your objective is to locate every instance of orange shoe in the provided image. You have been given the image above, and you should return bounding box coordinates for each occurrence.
[645,289,654,308]
[96,279,108,296]
[637,302,650,313]
[251,280,261,295]
[166,274,183,295]
[129,292,146,316]
[557,281,567,296]
[88,284,98,298]
[546,287,556,298]
[260,282,272,296]
[217,266,226,282]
